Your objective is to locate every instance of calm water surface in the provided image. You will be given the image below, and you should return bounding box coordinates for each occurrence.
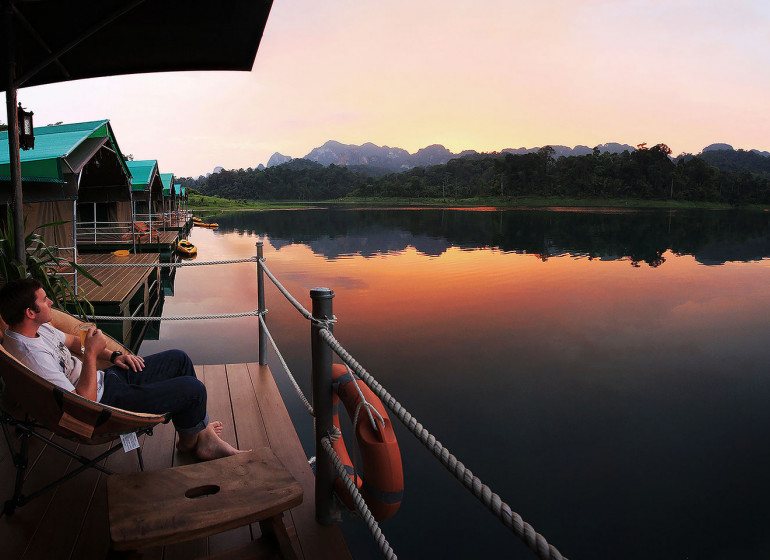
[141,208,770,559]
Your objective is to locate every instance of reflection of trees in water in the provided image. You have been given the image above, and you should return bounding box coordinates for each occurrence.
[213,209,770,266]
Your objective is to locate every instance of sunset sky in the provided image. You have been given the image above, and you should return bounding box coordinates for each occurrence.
[13,0,770,177]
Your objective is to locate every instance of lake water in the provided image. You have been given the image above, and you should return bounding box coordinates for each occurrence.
[140,207,770,559]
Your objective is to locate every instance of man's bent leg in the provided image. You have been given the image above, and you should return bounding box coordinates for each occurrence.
[102,349,245,460]
[102,351,209,434]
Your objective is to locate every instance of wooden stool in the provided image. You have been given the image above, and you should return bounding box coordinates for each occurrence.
[108,448,303,559]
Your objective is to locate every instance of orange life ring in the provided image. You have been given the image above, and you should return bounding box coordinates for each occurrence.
[331,363,403,521]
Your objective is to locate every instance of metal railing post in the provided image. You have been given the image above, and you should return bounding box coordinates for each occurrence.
[311,286,335,525]
[256,242,267,366]
[72,200,78,295]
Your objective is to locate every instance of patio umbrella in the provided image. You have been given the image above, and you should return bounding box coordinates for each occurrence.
[2,0,274,263]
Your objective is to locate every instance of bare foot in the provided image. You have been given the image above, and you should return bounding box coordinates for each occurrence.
[193,423,250,461]
[210,420,223,436]
[176,421,224,452]
[176,436,196,453]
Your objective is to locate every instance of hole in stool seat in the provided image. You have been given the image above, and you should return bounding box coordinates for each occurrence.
[185,484,221,499]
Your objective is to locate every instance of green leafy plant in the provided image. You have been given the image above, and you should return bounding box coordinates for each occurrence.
[0,206,101,319]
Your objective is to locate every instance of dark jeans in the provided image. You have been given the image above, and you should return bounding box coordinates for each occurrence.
[101,349,209,434]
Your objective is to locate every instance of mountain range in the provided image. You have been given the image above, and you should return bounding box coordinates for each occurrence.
[264,141,640,174]
[207,141,770,177]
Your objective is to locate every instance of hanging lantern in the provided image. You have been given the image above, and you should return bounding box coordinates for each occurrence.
[17,104,34,150]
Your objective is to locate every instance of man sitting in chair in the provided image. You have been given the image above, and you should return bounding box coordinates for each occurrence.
[0,278,246,461]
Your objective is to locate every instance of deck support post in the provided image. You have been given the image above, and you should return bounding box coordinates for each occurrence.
[310,287,335,525]
[5,4,25,269]
[256,242,267,366]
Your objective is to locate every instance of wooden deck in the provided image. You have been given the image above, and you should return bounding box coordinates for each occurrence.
[77,230,180,253]
[0,363,351,560]
[76,253,159,305]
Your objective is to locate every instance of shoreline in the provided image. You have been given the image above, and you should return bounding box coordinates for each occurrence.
[188,196,768,212]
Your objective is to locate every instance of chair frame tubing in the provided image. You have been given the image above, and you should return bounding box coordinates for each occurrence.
[0,410,151,516]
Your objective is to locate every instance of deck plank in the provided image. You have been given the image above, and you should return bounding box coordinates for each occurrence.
[247,363,352,560]
[205,365,253,556]
[225,363,273,545]
[21,442,110,560]
[163,368,208,560]
[70,441,145,560]
[0,437,82,560]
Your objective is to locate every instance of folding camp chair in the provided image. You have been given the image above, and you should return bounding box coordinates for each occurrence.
[0,309,169,515]
[133,221,160,243]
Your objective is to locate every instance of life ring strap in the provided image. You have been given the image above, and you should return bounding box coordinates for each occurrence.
[362,481,404,505]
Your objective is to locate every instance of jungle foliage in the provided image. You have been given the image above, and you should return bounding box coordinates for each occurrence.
[179,144,770,206]
[0,207,99,319]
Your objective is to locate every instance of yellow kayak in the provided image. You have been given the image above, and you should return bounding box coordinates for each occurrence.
[176,240,197,258]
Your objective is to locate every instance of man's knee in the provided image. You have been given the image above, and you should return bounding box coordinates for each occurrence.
[164,349,195,375]
[177,375,207,405]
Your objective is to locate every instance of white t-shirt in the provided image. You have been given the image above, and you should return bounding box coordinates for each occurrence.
[3,323,105,401]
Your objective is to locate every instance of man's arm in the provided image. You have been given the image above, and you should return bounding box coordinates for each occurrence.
[73,327,107,401]
[64,330,144,372]
[63,331,110,361]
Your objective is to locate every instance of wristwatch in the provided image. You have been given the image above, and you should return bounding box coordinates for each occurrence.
[110,351,123,363]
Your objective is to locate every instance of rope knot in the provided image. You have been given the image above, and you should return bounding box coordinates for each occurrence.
[312,315,337,329]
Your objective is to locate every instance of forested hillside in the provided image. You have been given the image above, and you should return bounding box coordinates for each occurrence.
[697,149,770,176]
[178,144,770,205]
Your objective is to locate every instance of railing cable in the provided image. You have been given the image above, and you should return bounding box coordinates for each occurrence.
[87,310,264,322]
[322,428,397,560]
[258,314,314,416]
[78,257,258,268]
[318,328,566,560]
[259,260,313,320]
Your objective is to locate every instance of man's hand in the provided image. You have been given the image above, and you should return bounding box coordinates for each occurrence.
[114,353,145,372]
[83,327,107,358]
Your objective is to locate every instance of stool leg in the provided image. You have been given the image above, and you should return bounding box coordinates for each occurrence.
[259,514,297,560]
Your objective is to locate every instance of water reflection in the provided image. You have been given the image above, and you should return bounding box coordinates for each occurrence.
[210,208,770,266]
[140,208,770,560]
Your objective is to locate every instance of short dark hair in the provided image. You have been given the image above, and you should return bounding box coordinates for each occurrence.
[0,278,44,326]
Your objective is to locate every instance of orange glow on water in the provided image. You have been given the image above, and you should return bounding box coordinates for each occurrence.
[139,210,770,560]
[254,239,770,376]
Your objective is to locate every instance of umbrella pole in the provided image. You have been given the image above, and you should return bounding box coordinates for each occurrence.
[4,4,25,269]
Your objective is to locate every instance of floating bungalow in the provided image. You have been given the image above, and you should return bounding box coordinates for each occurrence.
[160,171,175,227]
[0,121,167,349]
[126,160,179,253]
[0,120,133,257]
[175,183,190,231]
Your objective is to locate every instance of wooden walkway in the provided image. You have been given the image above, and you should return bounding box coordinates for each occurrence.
[0,363,351,560]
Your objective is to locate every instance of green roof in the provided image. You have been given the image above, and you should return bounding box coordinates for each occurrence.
[0,120,131,181]
[127,160,158,192]
[174,183,181,196]
[160,172,174,197]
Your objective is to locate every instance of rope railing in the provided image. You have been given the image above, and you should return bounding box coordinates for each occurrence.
[87,310,264,322]
[259,259,313,320]
[317,328,566,560]
[322,429,397,560]
[258,314,314,416]
[79,257,258,268]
